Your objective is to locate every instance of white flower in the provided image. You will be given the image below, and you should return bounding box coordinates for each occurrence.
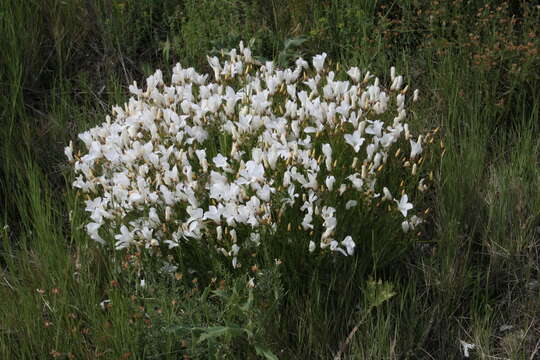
[366,143,377,160]
[251,91,271,114]
[325,176,336,191]
[365,120,384,138]
[302,209,314,230]
[140,227,153,242]
[282,185,298,206]
[410,138,422,159]
[382,187,393,201]
[329,240,347,256]
[345,200,357,209]
[459,340,476,358]
[309,241,316,253]
[255,183,273,202]
[295,57,308,70]
[413,89,420,102]
[99,299,111,311]
[401,221,410,233]
[312,53,327,73]
[321,206,337,234]
[238,160,265,185]
[250,232,261,246]
[195,149,208,172]
[86,222,104,244]
[396,94,405,110]
[395,194,413,217]
[203,206,222,223]
[379,133,395,148]
[129,81,142,96]
[212,153,230,170]
[344,131,365,153]
[231,243,240,268]
[409,215,423,228]
[303,171,319,191]
[115,225,134,250]
[390,75,403,91]
[346,67,361,83]
[322,143,332,170]
[149,208,160,226]
[418,178,428,192]
[341,236,355,255]
[64,141,74,161]
[304,77,319,94]
[347,173,364,191]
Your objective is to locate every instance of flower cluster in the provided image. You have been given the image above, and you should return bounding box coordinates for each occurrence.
[66,42,433,267]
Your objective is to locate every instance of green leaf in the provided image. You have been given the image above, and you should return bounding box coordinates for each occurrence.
[197,325,244,344]
[200,285,211,302]
[365,278,396,310]
[255,345,279,360]
[283,36,307,50]
[240,288,254,312]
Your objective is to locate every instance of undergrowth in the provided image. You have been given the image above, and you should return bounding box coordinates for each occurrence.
[1,0,539,358]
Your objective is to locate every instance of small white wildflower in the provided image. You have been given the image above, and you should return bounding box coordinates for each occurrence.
[86,222,104,244]
[347,173,364,191]
[347,67,361,83]
[418,178,428,192]
[396,94,405,110]
[250,232,261,246]
[322,143,332,171]
[212,153,230,169]
[99,299,111,311]
[231,243,240,268]
[401,221,410,233]
[341,236,355,255]
[230,229,237,243]
[64,141,74,162]
[345,200,358,209]
[395,194,413,217]
[302,211,314,230]
[413,89,420,102]
[216,226,223,241]
[410,138,422,159]
[312,53,327,73]
[329,240,347,256]
[361,164,368,179]
[459,340,476,358]
[390,75,403,91]
[325,176,336,191]
[382,187,393,201]
[409,215,423,228]
[344,131,365,153]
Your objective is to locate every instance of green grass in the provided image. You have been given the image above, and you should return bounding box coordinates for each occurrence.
[1,0,539,358]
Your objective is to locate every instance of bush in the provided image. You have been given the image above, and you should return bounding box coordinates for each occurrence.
[66,43,436,275]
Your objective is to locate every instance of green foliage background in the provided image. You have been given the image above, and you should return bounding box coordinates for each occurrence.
[1,0,539,358]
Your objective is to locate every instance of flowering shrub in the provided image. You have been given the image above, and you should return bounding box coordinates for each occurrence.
[66,42,435,269]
